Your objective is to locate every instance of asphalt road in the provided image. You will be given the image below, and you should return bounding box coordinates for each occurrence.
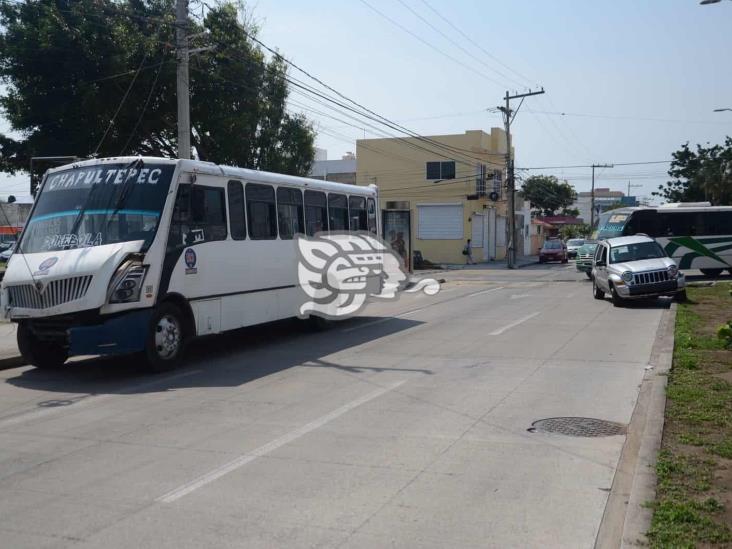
[0,263,669,548]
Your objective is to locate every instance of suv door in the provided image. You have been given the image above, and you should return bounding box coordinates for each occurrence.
[594,244,610,291]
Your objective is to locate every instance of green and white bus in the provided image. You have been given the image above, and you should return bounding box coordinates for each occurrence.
[595,203,732,276]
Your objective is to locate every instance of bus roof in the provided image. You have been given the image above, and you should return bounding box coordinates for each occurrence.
[44,156,377,197]
[602,205,732,215]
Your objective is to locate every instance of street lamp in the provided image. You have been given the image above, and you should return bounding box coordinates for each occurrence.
[700,0,723,4]
[713,108,732,112]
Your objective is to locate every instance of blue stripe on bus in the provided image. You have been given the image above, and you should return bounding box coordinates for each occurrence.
[28,209,161,224]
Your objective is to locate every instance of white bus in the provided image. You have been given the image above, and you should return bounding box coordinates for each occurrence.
[1,157,380,371]
[595,203,732,276]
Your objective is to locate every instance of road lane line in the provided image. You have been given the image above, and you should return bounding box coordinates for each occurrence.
[340,286,504,332]
[489,311,541,336]
[0,369,203,430]
[466,286,505,297]
[157,380,407,503]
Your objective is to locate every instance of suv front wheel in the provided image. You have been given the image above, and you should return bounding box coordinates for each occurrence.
[593,280,605,300]
[610,283,624,307]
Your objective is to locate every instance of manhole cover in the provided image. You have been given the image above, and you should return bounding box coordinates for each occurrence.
[528,417,627,437]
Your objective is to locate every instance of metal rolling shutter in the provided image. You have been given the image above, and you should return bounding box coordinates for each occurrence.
[417,204,463,239]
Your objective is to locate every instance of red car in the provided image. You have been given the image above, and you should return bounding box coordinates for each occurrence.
[539,239,568,263]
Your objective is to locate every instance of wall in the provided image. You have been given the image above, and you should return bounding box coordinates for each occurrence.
[357,129,509,264]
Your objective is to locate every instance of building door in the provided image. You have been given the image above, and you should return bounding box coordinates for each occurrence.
[471,214,484,260]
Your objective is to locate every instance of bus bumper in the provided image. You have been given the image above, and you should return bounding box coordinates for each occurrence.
[68,309,152,357]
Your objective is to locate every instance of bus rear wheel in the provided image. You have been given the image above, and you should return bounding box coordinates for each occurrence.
[17,322,68,369]
[700,268,723,277]
[145,303,189,372]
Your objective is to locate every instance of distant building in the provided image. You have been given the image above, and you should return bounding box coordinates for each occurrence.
[357,129,513,265]
[0,201,32,243]
[309,151,357,185]
[574,188,625,223]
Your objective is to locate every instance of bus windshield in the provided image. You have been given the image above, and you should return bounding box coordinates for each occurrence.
[596,211,630,239]
[19,161,175,254]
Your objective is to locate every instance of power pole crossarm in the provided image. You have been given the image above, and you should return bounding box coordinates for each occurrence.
[176,0,191,159]
[499,88,545,269]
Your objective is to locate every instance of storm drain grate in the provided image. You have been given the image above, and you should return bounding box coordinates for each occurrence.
[528,417,627,437]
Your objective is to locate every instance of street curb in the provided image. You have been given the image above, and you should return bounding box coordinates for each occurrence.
[595,303,676,549]
[516,260,540,269]
[0,355,25,371]
[620,302,675,548]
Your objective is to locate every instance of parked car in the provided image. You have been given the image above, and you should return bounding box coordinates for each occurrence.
[575,240,598,278]
[539,239,568,263]
[591,235,686,307]
[565,238,585,259]
[0,240,14,253]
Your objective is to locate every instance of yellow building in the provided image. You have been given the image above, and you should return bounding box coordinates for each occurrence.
[357,129,510,265]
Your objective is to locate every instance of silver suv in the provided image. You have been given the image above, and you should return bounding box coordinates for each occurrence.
[592,235,686,307]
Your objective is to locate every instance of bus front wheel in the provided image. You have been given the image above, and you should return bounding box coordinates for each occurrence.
[17,322,68,369]
[145,303,188,372]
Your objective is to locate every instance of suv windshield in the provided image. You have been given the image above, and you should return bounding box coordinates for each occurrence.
[543,240,562,249]
[19,162,174,254]
[610,241,666,264]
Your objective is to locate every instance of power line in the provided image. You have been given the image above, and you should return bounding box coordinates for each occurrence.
[417,0,536,88]
[357,0,507,89]
[520,160,672,170]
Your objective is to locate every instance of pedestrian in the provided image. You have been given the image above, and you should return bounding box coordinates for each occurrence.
[463,239,474,265]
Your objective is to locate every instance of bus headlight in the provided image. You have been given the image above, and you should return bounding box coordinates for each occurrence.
[107,258,147,303]
[668,265,678,279]
[621,271,633,284]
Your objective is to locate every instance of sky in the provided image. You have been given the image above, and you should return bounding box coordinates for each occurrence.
[2,0,731,203]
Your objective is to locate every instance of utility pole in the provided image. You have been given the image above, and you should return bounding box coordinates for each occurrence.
[176,0,191,159]
[627,180,642,201]
[590,163,613,229]
[498,88,545,268]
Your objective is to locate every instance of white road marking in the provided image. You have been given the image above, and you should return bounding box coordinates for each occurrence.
[466,286,504,297]
[157,380,407,503]
[341,287,504,332]
[489,312,541,336]
[0,369,203,430]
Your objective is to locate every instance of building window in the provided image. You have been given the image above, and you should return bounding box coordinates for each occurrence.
[276,187,304,239]
[304,190,328,235]
[426,161,455,180]
[227,180,246,240]
[246,183,277,239]
[328,193,349,231]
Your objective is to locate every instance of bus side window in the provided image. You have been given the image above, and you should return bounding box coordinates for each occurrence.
[304,190,328,236]
[328,193,349,231]
[191,186,228,243]
[277,187,304,239]
[227,180,246,240]
[246,183,277,240]
[367,198,377,234]
[167,185,227,250]
[348,196,367,231]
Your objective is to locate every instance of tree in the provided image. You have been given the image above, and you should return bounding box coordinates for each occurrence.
[520,175,577,216]
[653,138,732,205]
[559,223,592,240]
[0,0,315,191]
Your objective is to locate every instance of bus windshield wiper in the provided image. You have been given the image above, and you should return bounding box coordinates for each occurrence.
[65,179,101,250]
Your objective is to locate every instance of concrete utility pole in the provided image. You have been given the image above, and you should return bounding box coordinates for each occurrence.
[499,88,545,268]
[627,180,642,199]
[590,163,613,229]
[176,0,191,159]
